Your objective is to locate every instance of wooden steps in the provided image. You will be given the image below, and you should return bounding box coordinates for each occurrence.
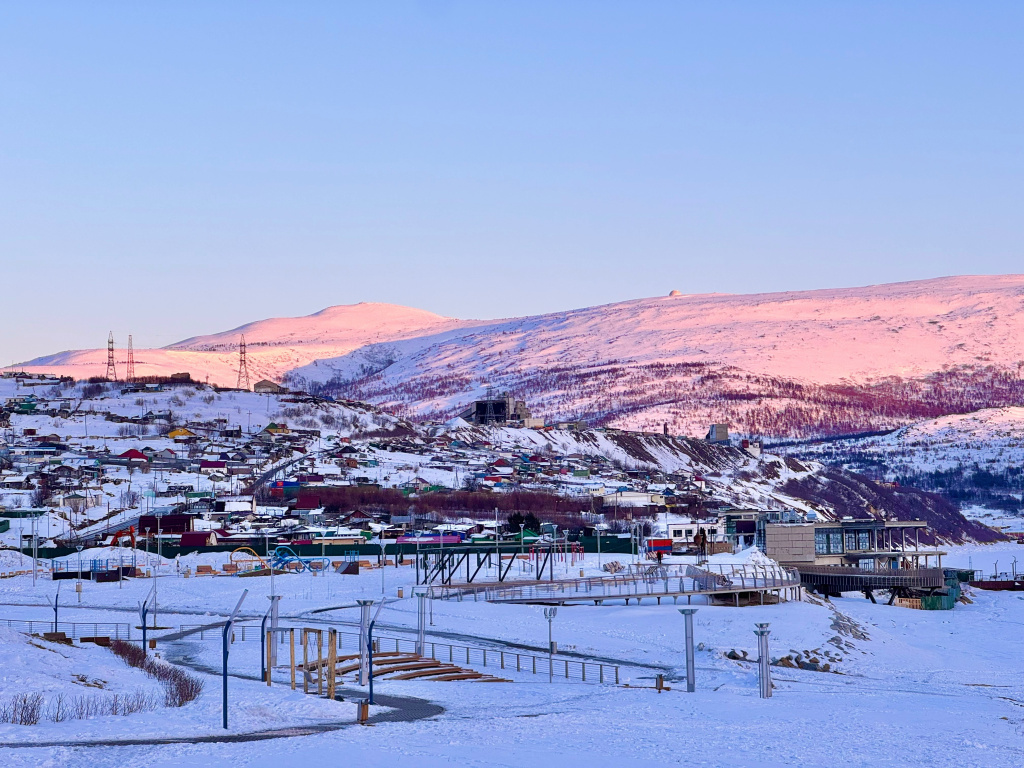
[305,649,512,684]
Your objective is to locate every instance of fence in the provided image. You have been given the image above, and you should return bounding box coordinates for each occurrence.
[180,622,620,684]
[0,618,134,640]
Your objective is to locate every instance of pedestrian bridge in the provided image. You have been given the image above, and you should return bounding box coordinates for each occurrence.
[428,563,802,606]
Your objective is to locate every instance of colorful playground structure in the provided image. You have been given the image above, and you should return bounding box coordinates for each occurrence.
[224,547,272,576]
[271,545,332,573]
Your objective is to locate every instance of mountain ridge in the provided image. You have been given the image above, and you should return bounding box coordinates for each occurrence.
[18,274,1024,438]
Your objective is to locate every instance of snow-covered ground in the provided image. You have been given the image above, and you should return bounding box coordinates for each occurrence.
[791,406,1024,477]
[0,542,1022,767]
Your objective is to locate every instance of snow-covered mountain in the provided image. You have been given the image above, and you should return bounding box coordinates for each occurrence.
[290,275,1024,437]
[784,406,1024,511]
[20,275,1024,438]
[19,303,472,387]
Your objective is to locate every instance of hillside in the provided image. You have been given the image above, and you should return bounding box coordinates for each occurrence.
[19,275,1024,438]
[435,425,1002,544]
[19,303,470,387]
[784,406,1024,512]
[289,275,1024,437]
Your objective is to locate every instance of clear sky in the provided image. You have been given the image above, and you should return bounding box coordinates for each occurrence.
[2,2,1022,364]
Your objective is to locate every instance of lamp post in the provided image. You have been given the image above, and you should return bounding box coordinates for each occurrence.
[222,590,249,729]
[31,513,37,587]
[415,589,427,656]
[261,595,281,682]
[755,622,772,699]
[139,584,156,657]
[438,523,444,585]
[494,507,500,577]
[47,581,62,634]
[356,599,373,686]
[596,527,602,569]
[415,531,422,585]
[678,608,697,692]
[76,544,84,604]
[543,606,557,683]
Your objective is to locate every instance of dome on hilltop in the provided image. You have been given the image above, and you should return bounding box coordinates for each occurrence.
[668,290,682,297]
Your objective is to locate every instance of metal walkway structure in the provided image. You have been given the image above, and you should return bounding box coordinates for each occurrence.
[416,544,564,586]
[428,563,802,606]
[797,565,946,601]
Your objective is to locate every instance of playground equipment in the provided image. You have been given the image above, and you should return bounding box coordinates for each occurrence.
[109,526,136,548]
[271,545,331,574]
[227,547,270,575]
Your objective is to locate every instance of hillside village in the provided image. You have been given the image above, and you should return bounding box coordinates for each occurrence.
[0,370,996,567]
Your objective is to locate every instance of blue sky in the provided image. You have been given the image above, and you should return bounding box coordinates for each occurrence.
[1,2,1022,364]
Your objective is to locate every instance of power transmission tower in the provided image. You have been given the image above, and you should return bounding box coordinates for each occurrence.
[236,335,250,390]
[126,335,136,384]
[105,332,118,382]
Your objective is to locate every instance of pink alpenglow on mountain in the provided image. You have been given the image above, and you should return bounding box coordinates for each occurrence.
[20,276,1024,437]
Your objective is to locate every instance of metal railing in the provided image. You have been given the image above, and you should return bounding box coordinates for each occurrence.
[0,618,134,639]
[429,563,800,604]
[180,623,620,684]
[796,565,945,590]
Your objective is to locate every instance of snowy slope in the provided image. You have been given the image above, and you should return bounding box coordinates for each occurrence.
[18,276,1024,436]
[290,275,1024,436]
[296,275,1024,386]
[19,303,471,387]
[792,406,1024,475]
[434,425,999,542]
[784,406,1024,513]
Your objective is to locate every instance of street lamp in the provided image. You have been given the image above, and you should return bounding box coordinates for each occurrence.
[543,606,558,683]
[754,622,772,699]
[76,544,84,604]
[677,608,697,692]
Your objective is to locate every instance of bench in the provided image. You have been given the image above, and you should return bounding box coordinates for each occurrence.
[195,565,218,576]
[222,563,240,574]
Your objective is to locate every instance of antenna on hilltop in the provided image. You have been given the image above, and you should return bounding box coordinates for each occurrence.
[126,335,136,384]
[105,332,118,382]
[236,335,250,391]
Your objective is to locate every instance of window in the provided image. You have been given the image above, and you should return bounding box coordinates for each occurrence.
[815,530,828,555]
[859,531,870,551]
[845,532,858,552]
[829,530,843,554]
[816,529,844,555]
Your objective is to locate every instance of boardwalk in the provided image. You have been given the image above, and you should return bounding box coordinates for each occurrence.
[429,564,802,606]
